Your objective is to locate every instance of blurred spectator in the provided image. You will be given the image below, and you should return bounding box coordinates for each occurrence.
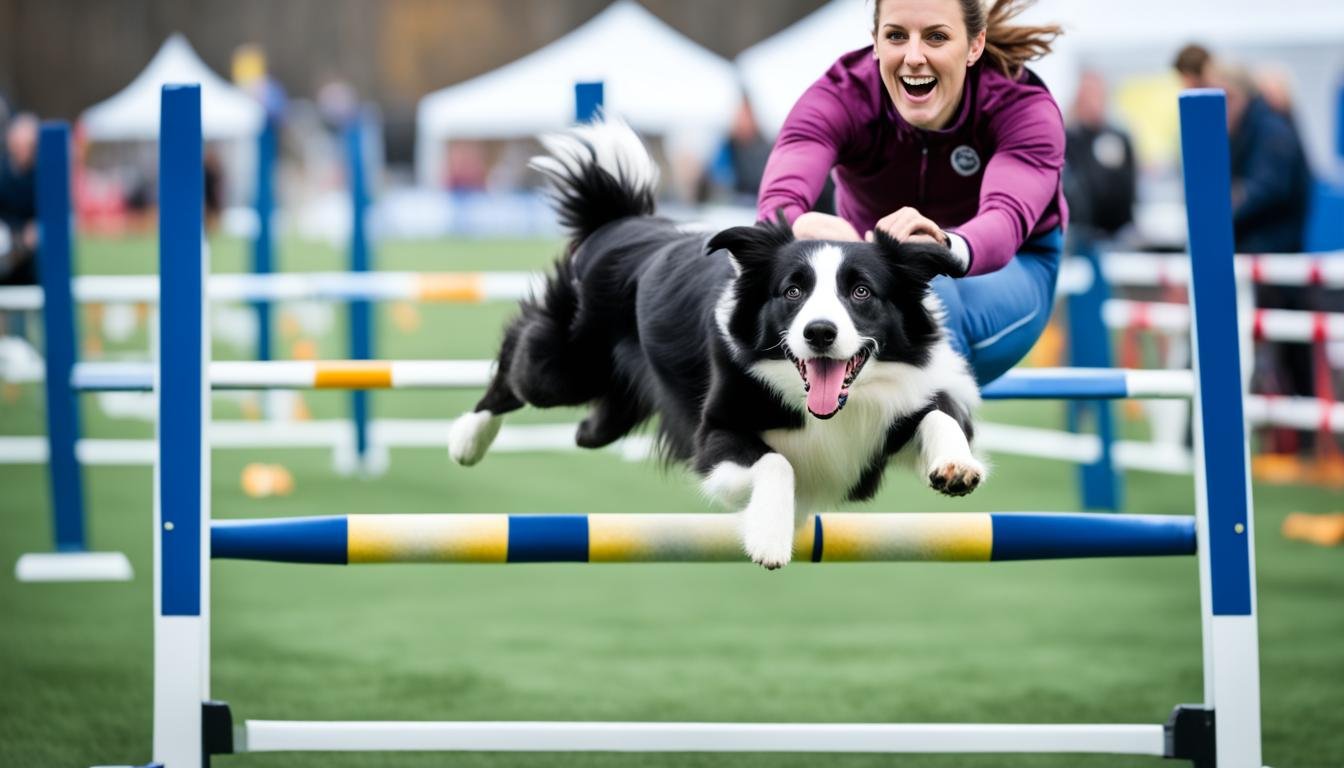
[1212,61,1318,448]
[203,146,225,228]
[1254,66,1298,124]
[1063,71,1136,242]
[696,96,772,206]
[0,112,39,287]
[1212,62,1312,254]
[1173,43,1214,89]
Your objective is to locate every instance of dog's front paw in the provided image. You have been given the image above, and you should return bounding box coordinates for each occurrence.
[738,453,796,569]
[448,410,502,466]
[927,456,985,497]
[742,519,794,570]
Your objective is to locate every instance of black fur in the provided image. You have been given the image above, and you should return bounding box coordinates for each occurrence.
[469,124,977,507]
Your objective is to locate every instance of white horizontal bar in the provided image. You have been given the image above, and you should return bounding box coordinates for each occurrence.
[1124,369,1196,398]
[0,422,652,465]
[389,360,492,388]
[1091,252,1344,288]
[0,271,543,309]
[240,720,1166,755]
[15,552,133,582]
[1104,299,1344,342]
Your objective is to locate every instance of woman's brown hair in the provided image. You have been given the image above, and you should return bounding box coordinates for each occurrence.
[873,0,1062,80]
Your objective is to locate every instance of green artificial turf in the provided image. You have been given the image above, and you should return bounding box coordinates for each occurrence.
[0,235,1340,767]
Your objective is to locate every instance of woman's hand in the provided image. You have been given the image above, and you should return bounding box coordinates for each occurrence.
[791,212,862,242]
[866,207,949,246]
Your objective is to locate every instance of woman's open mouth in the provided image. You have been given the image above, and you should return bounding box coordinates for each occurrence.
[784,347,871,419]
[900,75,937,102]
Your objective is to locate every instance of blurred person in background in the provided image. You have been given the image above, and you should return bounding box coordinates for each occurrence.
[1173,43,1214,89]
[1063,70,1136,244]
[756,0,1066,386]
[0,112,39,287]
[1213,60,1317,450]
[697,95,772,206]
[1254,65,1299,124]
[1214,61,1312,256]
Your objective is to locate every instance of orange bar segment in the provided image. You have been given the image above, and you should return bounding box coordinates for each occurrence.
[417,273,485,302]
[314,362,393,389]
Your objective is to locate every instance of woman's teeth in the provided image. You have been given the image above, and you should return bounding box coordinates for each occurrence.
[900,75,937,97]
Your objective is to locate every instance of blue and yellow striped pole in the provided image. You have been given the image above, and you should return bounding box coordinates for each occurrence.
[212,512,1196,565]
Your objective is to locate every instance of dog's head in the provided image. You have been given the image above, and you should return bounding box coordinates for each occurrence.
[710,220,961,419]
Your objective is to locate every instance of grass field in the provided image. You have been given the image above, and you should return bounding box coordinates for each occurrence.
[1,235,1341,767]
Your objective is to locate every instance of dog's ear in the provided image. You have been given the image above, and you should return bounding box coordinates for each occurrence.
[707,215,795,275]
[872,229,965,285]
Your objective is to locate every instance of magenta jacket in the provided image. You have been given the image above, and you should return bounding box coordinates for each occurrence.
[757,47,1067,276]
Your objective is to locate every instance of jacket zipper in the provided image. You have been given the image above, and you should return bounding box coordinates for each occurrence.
[918,140,929,206]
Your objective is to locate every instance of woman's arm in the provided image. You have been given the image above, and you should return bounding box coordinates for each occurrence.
[756,81,856,228]
[947,93,1066,276]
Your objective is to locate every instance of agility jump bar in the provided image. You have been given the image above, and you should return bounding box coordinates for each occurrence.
[1103,299,1344,343]
[210,512,1196,564]
[0,271,541,310]
[64,362,1194,399]
[1097,251,1344,289]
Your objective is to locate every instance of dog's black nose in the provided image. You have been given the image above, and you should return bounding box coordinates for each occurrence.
[803,320,838,351]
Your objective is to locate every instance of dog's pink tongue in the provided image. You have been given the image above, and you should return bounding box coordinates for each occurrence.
[805,359,846,416]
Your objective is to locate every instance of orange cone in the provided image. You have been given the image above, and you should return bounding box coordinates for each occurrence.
[1282,513,1344,547]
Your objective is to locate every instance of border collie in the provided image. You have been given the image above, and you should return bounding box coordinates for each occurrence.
[449,119,984,568]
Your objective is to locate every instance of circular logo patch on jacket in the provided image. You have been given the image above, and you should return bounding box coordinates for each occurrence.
[951,145,981,176]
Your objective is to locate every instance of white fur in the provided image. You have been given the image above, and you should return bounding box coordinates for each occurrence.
[917,409,985,488]
[738,453,797,568]
[448,410,502,466]
[786,245,862,358]
[713,283,745,361]
[529,118,658,200]
[749,333,979,510]
[701,461,753,507]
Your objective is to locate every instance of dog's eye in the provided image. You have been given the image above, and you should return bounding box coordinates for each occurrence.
[851,285,872,301]
[784,285,802,300]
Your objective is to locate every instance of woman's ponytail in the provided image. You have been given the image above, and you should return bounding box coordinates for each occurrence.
[978,0,1062,79]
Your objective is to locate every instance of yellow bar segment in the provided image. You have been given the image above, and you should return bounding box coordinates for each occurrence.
[313,362,393,389]
[817,513,992,562]
[348,514,508,563]
[417,273,485,303]
[588,513,743,562]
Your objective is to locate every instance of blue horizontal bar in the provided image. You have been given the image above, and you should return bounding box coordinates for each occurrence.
[982,373,1128,400]
[508,514,588,562]
[990,513,1195,561]
[212,517,348,564]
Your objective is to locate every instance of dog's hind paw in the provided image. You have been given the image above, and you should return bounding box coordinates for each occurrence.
[927,456,985,497]
[448,410,502,466]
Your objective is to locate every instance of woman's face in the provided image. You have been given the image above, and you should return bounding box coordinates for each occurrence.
[872,0,985,130]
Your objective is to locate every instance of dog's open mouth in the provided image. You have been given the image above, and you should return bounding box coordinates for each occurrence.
[785,348,870,419]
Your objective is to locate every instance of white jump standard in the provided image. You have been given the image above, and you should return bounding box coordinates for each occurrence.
[149,86,1261,767]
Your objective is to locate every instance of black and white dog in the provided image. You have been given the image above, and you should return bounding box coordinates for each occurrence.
[449,119,984,568]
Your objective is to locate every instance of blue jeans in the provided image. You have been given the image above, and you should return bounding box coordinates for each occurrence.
[930,228,1062,386]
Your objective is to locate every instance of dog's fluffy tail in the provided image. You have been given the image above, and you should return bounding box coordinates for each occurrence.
[529,117,658,245]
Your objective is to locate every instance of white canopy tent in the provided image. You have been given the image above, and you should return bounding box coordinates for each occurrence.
[80,33,264,141]
[735,1,873,140]
[737,1,1344,170]
[414,0,742,188]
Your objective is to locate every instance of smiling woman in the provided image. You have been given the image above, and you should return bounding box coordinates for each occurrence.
[757,0,1065,386]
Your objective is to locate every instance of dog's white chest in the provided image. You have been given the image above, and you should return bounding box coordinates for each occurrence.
[761,398,890,509]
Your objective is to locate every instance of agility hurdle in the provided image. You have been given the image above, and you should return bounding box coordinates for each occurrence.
[11,123,132,582]
[144,85,1260,767]
[211,512,1197,564]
